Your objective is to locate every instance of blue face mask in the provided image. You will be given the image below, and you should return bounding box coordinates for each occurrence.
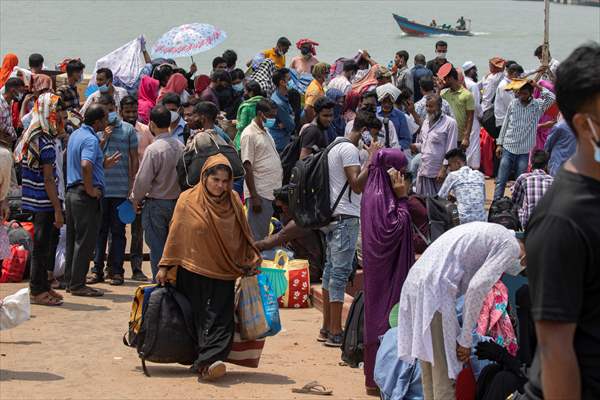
[287,80,295,90]
[98,84,109,93]
[587,117,600,163]
[108,111,118,125]
[232,82,244,93]
[264,118,277,129]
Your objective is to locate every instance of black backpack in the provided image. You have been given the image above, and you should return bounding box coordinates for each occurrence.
[426,196,461,241]
[127,285,197,377]
[341,291,364,368]
[177,132,244,191]
[280,123,313,185]
[288,138,352,229]
[488,196,521,231]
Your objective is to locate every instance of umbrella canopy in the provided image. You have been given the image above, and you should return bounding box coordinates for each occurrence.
[151,23,227,59]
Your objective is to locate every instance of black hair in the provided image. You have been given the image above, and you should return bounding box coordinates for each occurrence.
[28,53,44,68]
[314,96,336,114]
[396,50,409,62]
[368,114,383,130]
[342,60,358,73]
[84,103,107,125]
[66,59,85,75]
[556,42,600,131]
[505,60,517,69]
[256,98,275,115]
[277,37,291,47]
[4,77,25,90]
[399,88,413,102]
[425,93,443,109]
[230,68,245,82]
[531,150,549,170]
[245,80,263,97]
[153,64,174,86]
[435,40,448,49]
[182,96,200,108]
[120,95,137,109]
[211,69,231,83]
[194,101,219,122]
[534,45,551,58]
[403,171,413,182]
[222,49,238,68]
[362,90,378,102]
[161,92,181,107]
[353,110,374,131]
[272,68,290,87]
[203,164,232,179]
[419,76,435,92]
[96,67,113,81]
[447,67,459,80]
[508,63,524,76]
[414,54,426,65]
[150,104,171,129]
[212,56,227,69]
[97,93,116,106]
[444,148,467,162]
[273,185,290,204]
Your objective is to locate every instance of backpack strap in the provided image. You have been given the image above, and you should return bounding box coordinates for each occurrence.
[138,289,164,376]
[327,138,353,211]
[332,181,350,214]
[170,286,196,341]
[411,221,431,246]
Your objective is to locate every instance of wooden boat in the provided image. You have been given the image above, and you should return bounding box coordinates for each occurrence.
[393,14,473,37]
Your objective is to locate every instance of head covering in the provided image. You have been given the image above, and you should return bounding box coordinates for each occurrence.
[157,72,188,102]
[137,75,160,124]
[159,154,261,280]
[15,93,63,168]
[296,38,319,56]
[31,74,53,93]
[375,66,392,81]
[0,53,19,88]
[360,148,414,387]
[9,67,33,88]
[194,74,211,95]
[462,61,476,72]
[351,65,379,95]
[504,78,530,91]
[311,62,330,78]
[489,57,506,71]
[250,59,276,97]
[375,83,401,102]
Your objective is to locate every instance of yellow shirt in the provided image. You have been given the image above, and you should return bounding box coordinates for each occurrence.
[304,80,325,108]
[262,48,286,70]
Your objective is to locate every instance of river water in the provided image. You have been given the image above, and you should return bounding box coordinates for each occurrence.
[1,0,599,75]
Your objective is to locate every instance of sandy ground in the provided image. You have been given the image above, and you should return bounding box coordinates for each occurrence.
[0,265,370,400]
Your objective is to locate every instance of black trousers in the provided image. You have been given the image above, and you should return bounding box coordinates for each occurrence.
[477,364,525,400]
[64,187,101,291]
[29,211,60,296]
[176,267,235,370]
[129,213,144,272]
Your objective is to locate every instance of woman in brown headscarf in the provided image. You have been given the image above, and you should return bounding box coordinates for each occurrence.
[156,153,261,381]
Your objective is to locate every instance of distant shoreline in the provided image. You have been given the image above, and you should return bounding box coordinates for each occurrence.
[513,0,600,7]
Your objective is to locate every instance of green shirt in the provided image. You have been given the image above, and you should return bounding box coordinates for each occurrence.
[235,96,264,150]
[442,87,475,141]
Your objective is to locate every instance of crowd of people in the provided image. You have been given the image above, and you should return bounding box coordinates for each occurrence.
[0,36,598,399]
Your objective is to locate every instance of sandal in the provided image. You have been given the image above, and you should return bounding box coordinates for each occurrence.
[109,274,124,286]
[70,286,104,297]
[292,381,333,396]
[317,328,329,343]
[48,289,64,300]
[201,361,226,381]
[86,273,104,284]
[31,292,63,306]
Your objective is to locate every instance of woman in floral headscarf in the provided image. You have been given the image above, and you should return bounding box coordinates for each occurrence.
[17,93,67,306]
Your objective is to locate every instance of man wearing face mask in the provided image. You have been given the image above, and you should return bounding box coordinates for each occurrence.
[80,68,128,116]
[397,222,526,400]
[290,39,320,75]
[523,43,600,400]
[246,37,291,70]
[131,105,184,280]
[241,99,282,241]
[345,91,399,150]
[426,40,449,75]
[65,104,121,296]
[494,80,555,199]
[160,93,186,144]
[88,94,139,286]
[269,68,295,152]
[0,78,25,144]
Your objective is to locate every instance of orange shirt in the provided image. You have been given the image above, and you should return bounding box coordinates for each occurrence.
[304,79,325,107]
[262,48,286,69]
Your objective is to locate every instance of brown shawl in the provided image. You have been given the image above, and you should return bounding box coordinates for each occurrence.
[159,154,261,280]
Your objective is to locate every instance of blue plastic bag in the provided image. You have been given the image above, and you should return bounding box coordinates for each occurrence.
[257,273,281,338]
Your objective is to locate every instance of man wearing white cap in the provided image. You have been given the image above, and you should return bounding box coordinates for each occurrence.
[462,61,482,169]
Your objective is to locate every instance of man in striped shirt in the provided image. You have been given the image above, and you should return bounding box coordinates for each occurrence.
[493,80,555,199]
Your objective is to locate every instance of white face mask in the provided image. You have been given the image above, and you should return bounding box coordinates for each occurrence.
[587,117,600,163]
[505,255,526,276]
[436,51,447,59]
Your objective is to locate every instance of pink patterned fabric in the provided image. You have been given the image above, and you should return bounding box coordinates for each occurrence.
[476,280,518,356]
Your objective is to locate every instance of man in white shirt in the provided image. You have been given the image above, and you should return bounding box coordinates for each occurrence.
[241,99,283,241]
[80,68,129,115]
[462,61,483,169]
[319,110,380,348]
[523,45,560,82]
[345,91,399,149]
[480,57,506,113]
[494,63,523,129]
[328,60,358,96]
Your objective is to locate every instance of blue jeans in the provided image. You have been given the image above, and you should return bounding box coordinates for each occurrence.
[93,197,127,276]
[494,149,529,200]
[322,217,359,303]
[142,199,177,280]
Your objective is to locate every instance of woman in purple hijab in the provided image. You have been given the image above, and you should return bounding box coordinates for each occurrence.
[361,148,415,393]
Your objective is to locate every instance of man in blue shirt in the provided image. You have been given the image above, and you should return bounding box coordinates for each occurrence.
[544,120,577,176]
[87,95,139,286]
[65,103,120,297]
[269,68,295,152]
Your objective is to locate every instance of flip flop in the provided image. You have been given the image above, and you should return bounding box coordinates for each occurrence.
[201,361,226,381]
[31,292,63,306]
[48,289,64,300]
[292,381,333,396]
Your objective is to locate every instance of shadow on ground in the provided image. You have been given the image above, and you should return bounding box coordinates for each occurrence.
[0,369,64,382]
[0,341,41,345]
